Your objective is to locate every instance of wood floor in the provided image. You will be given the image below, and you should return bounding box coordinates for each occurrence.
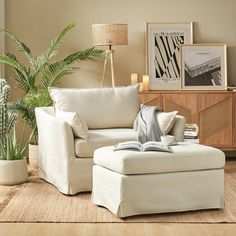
[0,223,236,236]
[0,159,235,236]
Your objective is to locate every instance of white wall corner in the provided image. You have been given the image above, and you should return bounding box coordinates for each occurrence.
[0,0,5,77]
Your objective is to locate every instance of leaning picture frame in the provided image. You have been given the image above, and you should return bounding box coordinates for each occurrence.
[146,21,193,90]
[181,44,227,90]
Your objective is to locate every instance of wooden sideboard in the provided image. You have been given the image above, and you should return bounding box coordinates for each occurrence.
[139,91,236,151]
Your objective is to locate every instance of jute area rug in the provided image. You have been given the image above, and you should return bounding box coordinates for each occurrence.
[0,165,235,223]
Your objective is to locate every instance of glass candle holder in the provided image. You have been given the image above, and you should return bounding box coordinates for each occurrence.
[142,75,150,91]
[131,73,138,85]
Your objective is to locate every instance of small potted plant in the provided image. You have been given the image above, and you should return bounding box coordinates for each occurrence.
[0,79,31,185]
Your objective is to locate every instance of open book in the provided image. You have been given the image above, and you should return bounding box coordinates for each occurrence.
[113,141,172,153]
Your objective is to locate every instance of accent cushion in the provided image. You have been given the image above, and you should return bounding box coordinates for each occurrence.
[75,128,137,158]
[157,111,178,135]
[94,143,225,175]
[49,85,140,129]
[55,109,88,140]
[134,109,178,136]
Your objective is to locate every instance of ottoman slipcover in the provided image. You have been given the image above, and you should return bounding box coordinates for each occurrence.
[92,143,225,217]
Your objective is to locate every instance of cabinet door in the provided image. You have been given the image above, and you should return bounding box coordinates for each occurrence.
[139,93,161,107]
[198,93,233,146]
[162,93,198,123]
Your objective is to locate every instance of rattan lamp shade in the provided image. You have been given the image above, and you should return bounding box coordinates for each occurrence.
[92,24,128,46]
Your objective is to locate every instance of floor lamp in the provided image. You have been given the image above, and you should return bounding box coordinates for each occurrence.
[92,24,128,87]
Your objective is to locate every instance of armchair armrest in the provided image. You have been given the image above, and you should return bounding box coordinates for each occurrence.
[35,107,75,194]
[169,115,186,142]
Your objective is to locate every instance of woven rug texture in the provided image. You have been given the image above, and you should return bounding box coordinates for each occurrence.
[0,165,235,223]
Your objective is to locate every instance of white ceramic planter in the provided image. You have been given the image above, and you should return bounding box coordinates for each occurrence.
[0,158,28,185]
[28,144,39,168]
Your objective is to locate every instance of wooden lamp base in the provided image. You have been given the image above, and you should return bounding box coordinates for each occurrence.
[101,49,115,88]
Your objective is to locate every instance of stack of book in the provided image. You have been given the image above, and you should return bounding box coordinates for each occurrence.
[184,123,199,144]
[227,86,236,92]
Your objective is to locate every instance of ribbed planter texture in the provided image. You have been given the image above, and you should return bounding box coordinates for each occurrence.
[0,158,28,185]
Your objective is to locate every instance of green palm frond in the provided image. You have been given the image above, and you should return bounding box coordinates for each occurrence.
[0,54,29,79]
[40,47,104,88]
[32,22,76,70]
[8,101,35,128]
[8,90,51,128]
[63,47,105,64]
[40,61,77,88]
[0,28,34,66]
[6,53,32,92]
[9,70,29,92]
[28,75,37,91]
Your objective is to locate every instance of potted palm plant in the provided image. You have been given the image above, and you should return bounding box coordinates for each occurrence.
[0,79,31,185]
[0,23,104,168]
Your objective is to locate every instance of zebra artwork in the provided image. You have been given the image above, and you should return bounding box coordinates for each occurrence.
[153,32,184,81]
[146,22,193,90]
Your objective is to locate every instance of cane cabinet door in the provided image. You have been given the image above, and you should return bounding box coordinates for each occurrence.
[139,93,161,107]
[198,93,233,147]
[161,93,198,124]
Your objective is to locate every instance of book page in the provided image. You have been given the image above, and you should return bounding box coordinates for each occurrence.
[114,141,142,151]
[143,141,161,147]
[142,142,172,152]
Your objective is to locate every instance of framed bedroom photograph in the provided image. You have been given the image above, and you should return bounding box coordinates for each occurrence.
[181,44,227,90]
[146,21,193,90]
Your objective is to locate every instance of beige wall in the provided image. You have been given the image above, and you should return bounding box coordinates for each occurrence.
[5,0,236,90]
[0,0,4,77]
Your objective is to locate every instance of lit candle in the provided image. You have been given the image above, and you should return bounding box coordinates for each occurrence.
[131,73,138,85]
[142,75,149,91]
[139,82,144,92]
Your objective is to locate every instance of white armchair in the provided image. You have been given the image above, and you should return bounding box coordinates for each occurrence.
[35,86,185,195]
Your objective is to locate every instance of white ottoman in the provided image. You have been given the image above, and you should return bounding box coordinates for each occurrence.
[92,142,225,218]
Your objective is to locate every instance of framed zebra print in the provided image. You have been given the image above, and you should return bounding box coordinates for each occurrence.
[181,44,227,90]
[146,22,193,90]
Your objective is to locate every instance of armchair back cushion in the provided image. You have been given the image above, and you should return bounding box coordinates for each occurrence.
[49,85,140,129]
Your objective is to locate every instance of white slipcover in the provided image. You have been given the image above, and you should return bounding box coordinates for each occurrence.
[35,99,185,194]
[36,105,185,194]
[92,165,224,217]
[93,143,225,175]
[75,129,137,158]
[92,143,225,217]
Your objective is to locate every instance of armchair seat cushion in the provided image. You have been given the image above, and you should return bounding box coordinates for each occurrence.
[75,128,137,158]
